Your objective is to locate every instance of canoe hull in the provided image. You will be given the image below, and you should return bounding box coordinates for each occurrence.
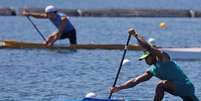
[165,49,201,60]
[60,98,137,101]
[0,40,141,50]
[1,40,201,60]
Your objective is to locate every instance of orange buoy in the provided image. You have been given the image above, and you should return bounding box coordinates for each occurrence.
[160,22,167,29]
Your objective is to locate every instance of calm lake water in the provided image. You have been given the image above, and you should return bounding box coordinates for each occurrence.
[0,1,201,101]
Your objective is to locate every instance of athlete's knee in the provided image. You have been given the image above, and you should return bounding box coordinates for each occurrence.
[156,80,168,90]
[48,34,55,39]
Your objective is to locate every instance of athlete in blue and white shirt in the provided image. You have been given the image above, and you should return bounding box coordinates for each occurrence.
[23,5,77,46]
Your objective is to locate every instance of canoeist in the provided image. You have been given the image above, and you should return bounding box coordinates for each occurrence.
[22,5,77,46]
[110,28,199,101]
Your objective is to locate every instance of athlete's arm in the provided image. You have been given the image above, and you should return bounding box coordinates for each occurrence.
[110,71,152,93]
[22,10,48,18]
[58,16,67,34]
[128,28,170,62]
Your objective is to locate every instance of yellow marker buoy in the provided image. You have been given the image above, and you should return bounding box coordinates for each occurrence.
[160,22,167,29]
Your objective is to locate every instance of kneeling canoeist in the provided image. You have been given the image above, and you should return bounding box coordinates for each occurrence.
[110,28,199,101]
[22,5,77,46]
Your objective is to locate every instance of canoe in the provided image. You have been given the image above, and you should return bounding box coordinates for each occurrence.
[59,98,137,101]
[0,40,142,50]
[163,48,201,60]
[1,40,201,60]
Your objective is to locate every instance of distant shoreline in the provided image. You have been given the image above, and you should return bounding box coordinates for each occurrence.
[0,7,200,17]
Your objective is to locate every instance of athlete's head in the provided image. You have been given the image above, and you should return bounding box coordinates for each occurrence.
[139,51,157,65]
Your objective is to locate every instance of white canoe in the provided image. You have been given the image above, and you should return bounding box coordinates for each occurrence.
[164,48,201,60]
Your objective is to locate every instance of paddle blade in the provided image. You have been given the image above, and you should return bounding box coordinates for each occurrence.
[85,92,97,98]
[122,58,131,65]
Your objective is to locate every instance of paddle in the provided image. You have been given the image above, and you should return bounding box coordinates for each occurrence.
[26,16,47,42]
[108,28,134,99]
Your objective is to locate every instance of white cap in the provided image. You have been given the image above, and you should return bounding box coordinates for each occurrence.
[45,5,57,13]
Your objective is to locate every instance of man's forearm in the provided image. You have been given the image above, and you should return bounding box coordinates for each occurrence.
[135,35,152,51]
[58,19,67,34]
[29,12,47,18]
[128,28,152,51]
[118,79,138,90]
[118,72,152,90]
[128,28,167,60]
